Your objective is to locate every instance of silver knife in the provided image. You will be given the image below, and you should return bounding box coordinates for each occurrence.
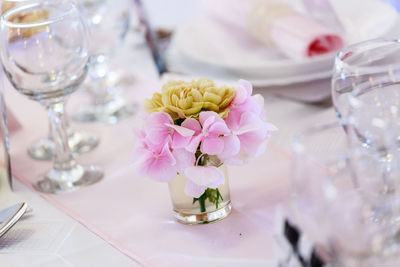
[0,202,27,238]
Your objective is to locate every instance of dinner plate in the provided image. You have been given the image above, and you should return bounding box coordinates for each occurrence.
[0,202,27,238]
[167,14,400,86]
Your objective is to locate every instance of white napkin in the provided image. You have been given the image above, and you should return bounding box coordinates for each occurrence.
[330,0,398,43]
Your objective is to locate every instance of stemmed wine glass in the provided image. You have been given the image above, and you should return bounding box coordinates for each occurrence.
[332,39,400,191]
[72,0,137,124]
[1,0,100,161]
[292,122,400,267]
[0,0,103,193]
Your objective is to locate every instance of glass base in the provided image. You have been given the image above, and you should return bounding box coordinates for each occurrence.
[34,165,103,194]
[71,100,138,124]
[174,202,232,225]
[28,131,99,161]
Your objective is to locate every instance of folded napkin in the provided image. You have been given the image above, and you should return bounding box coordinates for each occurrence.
[328,0,398,43]
[201,0,343,59]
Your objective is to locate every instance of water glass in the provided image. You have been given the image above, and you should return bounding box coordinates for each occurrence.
[292,122,400,266]
[1,0,100,161]
[72,0,137,124]
[0,0,103,193]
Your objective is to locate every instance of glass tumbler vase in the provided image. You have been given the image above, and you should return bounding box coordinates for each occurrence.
[168,164,232,225]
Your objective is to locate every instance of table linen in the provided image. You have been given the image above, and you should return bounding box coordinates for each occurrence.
[4,70,336,266]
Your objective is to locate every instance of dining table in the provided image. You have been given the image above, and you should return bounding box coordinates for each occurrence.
[0,1,341,266]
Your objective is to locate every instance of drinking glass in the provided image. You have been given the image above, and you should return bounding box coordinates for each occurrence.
[72,0,137,124]
[332,39,400,126]
[0,0,103,193]
[292,122,400,267]
[1,0,99,161]
[332,39,400,193]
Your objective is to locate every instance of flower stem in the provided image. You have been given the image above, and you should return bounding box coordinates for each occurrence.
[199,195,206,213]
[193,188,224,213]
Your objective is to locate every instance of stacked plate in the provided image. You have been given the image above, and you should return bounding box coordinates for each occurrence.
[166,1,400,101]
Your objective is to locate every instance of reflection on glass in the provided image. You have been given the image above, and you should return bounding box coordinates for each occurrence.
[72,0,137,124]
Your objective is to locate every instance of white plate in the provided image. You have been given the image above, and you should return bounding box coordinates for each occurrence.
[167,15,400,86]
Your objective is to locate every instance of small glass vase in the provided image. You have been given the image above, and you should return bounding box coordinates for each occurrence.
[168,158,232,225]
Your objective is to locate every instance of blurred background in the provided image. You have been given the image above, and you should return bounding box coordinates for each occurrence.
[129,0,400,103]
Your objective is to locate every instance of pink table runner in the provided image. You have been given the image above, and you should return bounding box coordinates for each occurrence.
[6,76,291,266]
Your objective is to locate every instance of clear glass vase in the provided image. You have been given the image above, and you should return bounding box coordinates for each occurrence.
[168,163,232,225]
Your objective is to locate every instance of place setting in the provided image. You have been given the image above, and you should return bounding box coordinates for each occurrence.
[2,0,400,266]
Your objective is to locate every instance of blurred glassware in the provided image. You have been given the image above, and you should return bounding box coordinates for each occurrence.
[0,0,103,193]
[1,0,99,161]
[332,39,400,126]
[0,72,12,192]
[72,0,137,124]
[292,122,400,267]
[332,39,400,178]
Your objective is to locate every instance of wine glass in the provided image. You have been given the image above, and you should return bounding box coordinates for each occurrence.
[332,40,400,187]
[72,0,137,124]
[332,39,400,127]
[1,0,100,161]
[292,122,400,267]
[0,0,103,193]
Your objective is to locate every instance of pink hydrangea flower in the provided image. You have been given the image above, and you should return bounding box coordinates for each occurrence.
[228,79,263,119]
[144,112,195,149]
[133,131,177,182]
[225,111,277,165]
[186,111,231,155]
[223,81,278,164]
[134,112,197,182]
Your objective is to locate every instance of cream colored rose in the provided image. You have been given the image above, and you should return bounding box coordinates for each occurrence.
[2,3,49,41]
[145,79,235,121]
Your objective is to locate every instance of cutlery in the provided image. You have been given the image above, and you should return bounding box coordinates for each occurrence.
[0,202,27,238]
[133,0,168,75]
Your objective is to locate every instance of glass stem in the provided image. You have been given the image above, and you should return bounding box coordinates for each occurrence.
[46,101,76,171]
[47,98,71,139]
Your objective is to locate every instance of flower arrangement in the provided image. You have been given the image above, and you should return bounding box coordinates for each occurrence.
[134,79,276,211]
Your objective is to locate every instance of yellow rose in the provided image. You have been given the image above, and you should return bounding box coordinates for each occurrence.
[145,79,235,121]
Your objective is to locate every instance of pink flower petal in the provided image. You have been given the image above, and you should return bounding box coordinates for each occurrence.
[138,144,177,182]
[199,111,218,129]
[218,135,240,160]
[207,174,225,189]
[145,112,173,146]
[201,136,224,155]
[236,112,265,135]
[182,118,202,132]
[171,132,191,149]
[232,84,248,105]
[172,148,195,174]
[185,180,207,198]
[237,131,268,161]
[184,166,224,187]
[225,108,242,130]
[166,123,195,137]
[186,133,204,153]
[239,79,253,96]
[209,121,230,135]
[140,159,177,182]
